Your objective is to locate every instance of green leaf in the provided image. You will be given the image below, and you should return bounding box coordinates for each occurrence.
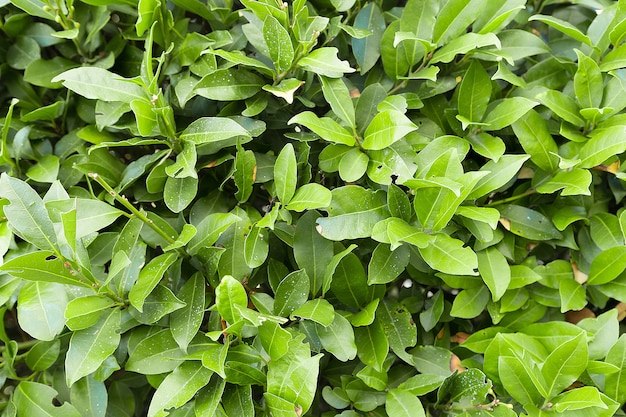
[322,244,357,296]
[578,125,626,168]
[243,226,269,268]
[431,32,500,64]
[386,388,426,417]
[294,211,333,296]
[432,0,486,45]
[215,275,247,325]
[529,15,592,46]
[128,252,178,312]
[274,144,297,204]
[25,340,61,371]
[536,90,584,127]
[0,173,57,251]
[368,243,410,285]
[468,154,530,199]
[26,154,59,183]
[195,376,225,416]
[17,281,67,341]
[541,333,588,397]
[331,253,375,309]
[70,375,107,417]
[234,147,256,203]
[52,68,145,103]
[511,110,559,172]
[536,168,592,196]
[552,387,607,412]
[13,382,81,417]
[498,356,544,407]
[1,251,91,288]
[195,68,264,100]
[46,198,124,238]
[604,334,626,405]
[478,247,510,301]
[288,111,356,146]
[587,246,626,285]
[297,47,355,78]
[355,318,388,371]
[320,76,355,128]
[467,133,506,162]
[171,273,205,352]
[411,345,454,377]
[222,384,254,417]
[362,110,418,150]
[457,60,492,125]
[317,186,389,240]
[187,213,241,255]
[285,183,332,212]
[180,117,251,145]
[126,329,184,374]
[574,49,604,109]
[450,286,490,318]
[262,78,304,104]
[201,342,228,377]
[315,313,357,361]
[558,278,587,313]
[274,269,309,317]
[419,290,444,332]
[290,298,335,327]
[65,296,116,331]
[419,234,478,276]
[498,205,562,240]
[65,308,120,386]
[147,361,212,417]
[377,299,417,362]
[164,176,197,213]
[338,148,368,182]
[263,15,294,73]
[482,97,540,131]
[352,3,386,74]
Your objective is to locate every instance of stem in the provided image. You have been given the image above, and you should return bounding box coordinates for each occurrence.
[88,173,187,257]
[487,189,536,207]
[0,339,38,353]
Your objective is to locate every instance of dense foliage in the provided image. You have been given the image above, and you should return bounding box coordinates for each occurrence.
[0,0,626,415]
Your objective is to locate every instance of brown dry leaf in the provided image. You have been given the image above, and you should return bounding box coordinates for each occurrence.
[572,262,588,284]
[518,166,535,179]
[616,303,626,321]
[565,308,595,324]
[499,218,511,231]
[349,88,361,98]
[450,354,466,373]
[451,332,470,344]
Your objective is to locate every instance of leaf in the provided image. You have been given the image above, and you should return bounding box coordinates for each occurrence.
[290,298,335,327]
[587,246,626,285]
[294,211,333,296]
[386,388,426,417]
[65,308,120,386]
[262,78,304,104]
[362,110,418,150]
[46,198,124,238]
[201,342,228,377]
[1,251,92,288]
[288,111,356,146]
[297,47,355,78]
[274,269,309,317]
[355,318,388,371]
[432,0,486,45]
[243,226,269,268]
[431,32,500,64]
[25,340,61,371]
[419,234,478,276]
[558,278,587,313]
[274,144,297,204]
[511,110,559,172]
[17,281,67,341]
[315,313,357,361]
[215,275,247,325]
[322,244,357,296]
[529,15,592,46]
[478,247,510,301]
[541,333,588,397]
[180,117,251,145]
[420,290,444,332]
[128,252,178,312]
[195,68,264,100]
[468,154,530,199]
[0,173,57,251]
[52,67,145,103]
[536,168,592,196]
[171,273,205,352]
[263,15,294,73]
[65,296,115,331]
[147,361,212,417]
[26,154,59,183]
[578,125,626,168]
[498,204,562,241]
[482,97,540,131]
[317,186,390,240]
[13,382,82,417]
[126,329,184,374]
[352,3,386,74]
[574,49,603,109]
[320,76,355,128]
[604,334,626,405]
[450,286,490,318]
[285,183,332,212]
[552,387,607,412]
[164,176,197,213]
[338,148,368,182]
[536,90,584,127]
[187,213,241,255]
[368,243,410,285]
[498,356,544,407]
[330,252,375,309]
[377,299,417,362]
[234,147,256,203]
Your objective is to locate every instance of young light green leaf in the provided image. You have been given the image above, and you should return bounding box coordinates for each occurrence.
[65,296,116,331]
[285,183,332,212]
[274,143,297,205]
[179,117,251,145]
[529,15,592,46]
[290,298,335,327]
[164,176,197,213]
[354,319,388,372]
[362,110,418,150]
[315,313,357,361]
[578,125,626,168]
[419,233,478,276]
[215,275,247,325]
[431,32,500,64]
[320,76,356,128]
[51,67,145,103]
[234,146,256,203]
[297,47,355,78]
[128,252,178,312]
[195,68,264,101]
[263,15,294,73]
[478,247,511,301]
[13,382,82,417]
[338,148,369,182]
[541,333,588,398]
[450,286,490,318]
[574,49,604,109]
[147,361,213,417]
[65,308,121,386]
[604,334,626,405]
[1,251,92,288]
[482,97,540,131]
[288,111,356,146]
[498,356,544,407]
[243,226,269,268]
[511,110,559,172]
[18,281,67,341]
[468,154,530,199]
[536,90,584,127]
[587,246,626,285]
[368,243,410,285]
[432,0,486,45]
[259,320,292,361]
[171,273,205,352]
[386,388,426,417]
[535,168,592,196]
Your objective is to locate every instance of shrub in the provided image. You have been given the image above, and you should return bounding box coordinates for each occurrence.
[0,0,625,415]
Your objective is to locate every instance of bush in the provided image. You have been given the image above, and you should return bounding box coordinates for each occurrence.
[0,0,626,415]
